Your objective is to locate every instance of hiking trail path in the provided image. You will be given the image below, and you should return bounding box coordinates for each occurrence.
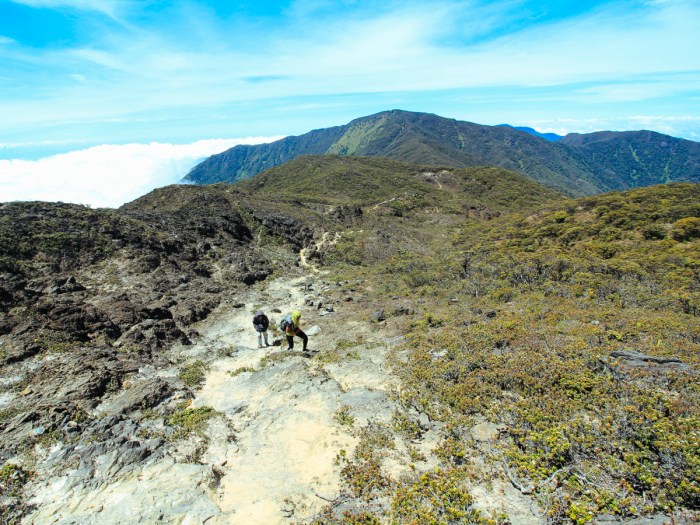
[25,273,540,524]
[189,275,398,524]
[26,274,401,524]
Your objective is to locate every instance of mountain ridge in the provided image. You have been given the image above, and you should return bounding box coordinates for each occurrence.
[234,154,563,210]
[184,109,700,197]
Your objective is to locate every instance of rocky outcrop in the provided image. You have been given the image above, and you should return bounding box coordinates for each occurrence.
[465,204,501,220]
[608,349,691,372]
[327,205,363,225]
[252,210,315,249]
[0,191,322,522]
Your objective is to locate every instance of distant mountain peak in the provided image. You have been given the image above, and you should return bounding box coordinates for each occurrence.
[184,109,700,197]
[498,124,563,142]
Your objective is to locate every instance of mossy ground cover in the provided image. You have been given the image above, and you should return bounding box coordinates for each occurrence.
[178,360,208,387]
[238,156,562,209]
[0,463,34,523]
[392,300,699,522]
[165,405,217,439]
[312,182,700,524]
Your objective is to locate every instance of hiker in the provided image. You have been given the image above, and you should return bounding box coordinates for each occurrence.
[253,310,270,348]
[280,309,308,352]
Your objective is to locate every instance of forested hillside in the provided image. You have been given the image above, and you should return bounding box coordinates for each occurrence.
[184,110,700,197]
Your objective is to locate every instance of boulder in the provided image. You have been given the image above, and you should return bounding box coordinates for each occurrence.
[371,310,386,323]
[305,325,321,336]
[609,350,690,372]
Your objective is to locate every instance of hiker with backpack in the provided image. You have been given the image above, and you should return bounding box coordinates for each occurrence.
[279,309,309,352]
[253,310,270,348]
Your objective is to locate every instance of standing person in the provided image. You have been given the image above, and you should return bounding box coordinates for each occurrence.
[253,310,269,348]
[282,309,308,352]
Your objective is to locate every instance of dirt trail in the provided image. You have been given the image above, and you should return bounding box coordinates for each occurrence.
[299,232,341,272]
[20,271,545,524]
[182,274,399,524]
[24,274,400,524]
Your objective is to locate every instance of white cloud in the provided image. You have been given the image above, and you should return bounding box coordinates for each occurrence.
[524,116,700,140]
[573,78,700,103]
[0,137,283,208]
[231,0,700,93]
[1,0,699,147]
[0,139,87,150]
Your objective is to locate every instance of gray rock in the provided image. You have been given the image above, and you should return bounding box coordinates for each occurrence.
[609,350,690,371]
[371,310,386,323]
[305,325,321,336]
[391,306,413,316]
[471,421,503,442]
[327,205,363,225]
[97,378,173,416]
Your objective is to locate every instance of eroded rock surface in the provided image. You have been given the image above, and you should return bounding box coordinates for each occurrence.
[18,275,402,524]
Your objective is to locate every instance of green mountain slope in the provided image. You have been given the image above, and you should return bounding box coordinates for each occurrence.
[236,155,563,210]
[184,110,600,195]
[184,110,700,197]
[183,124,347,184]
[560,130,700,189]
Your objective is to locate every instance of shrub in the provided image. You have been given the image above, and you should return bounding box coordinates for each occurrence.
[334,405,356,427]
[178,360,207,387]
[165,406,216,439]
[229,366,255,377]
[0,463,33,498]
[391,468,486,525]
[642,224,666,240]
[671,217,700,242]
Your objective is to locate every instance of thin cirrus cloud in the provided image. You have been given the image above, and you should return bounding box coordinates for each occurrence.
[7,0,130,18]
[528,115,700,141]
[0,137,282,208]
[1,0,698,141]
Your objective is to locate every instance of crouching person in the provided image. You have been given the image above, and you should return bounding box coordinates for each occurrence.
[281,309,308,352]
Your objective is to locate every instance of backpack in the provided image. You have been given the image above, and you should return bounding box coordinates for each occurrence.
[279,313,293,332]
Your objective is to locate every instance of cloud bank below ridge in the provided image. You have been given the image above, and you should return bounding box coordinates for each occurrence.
[0,137,282,208]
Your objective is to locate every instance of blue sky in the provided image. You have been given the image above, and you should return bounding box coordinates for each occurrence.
[1,0,699,206]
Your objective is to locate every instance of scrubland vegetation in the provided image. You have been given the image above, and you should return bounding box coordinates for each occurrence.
[317,182,699,524]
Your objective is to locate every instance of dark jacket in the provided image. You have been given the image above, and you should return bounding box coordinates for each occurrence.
[253,313,269,332]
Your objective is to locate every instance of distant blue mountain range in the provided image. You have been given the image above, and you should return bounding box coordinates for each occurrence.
[499,124,563,142]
